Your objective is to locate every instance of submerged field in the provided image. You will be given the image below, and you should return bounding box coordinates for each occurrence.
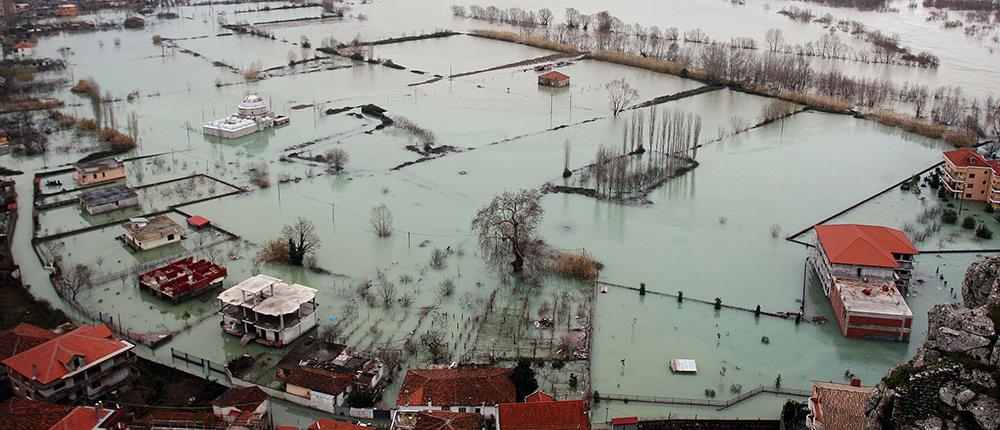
[4,0,997,423]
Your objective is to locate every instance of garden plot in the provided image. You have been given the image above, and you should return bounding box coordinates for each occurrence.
[285,126,422,172]
[365,34,558,76]
[809,169,1000,252]
[174,34,302,72]
[36,174,241,234]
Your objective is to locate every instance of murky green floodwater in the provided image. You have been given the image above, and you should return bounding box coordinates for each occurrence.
[5,0,998,423]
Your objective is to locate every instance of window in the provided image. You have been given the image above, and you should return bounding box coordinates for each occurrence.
[167,234,175,240]
[970,173,976,178]
[458,407,467,413]
[967,193,974,198]
[856,267,862,277]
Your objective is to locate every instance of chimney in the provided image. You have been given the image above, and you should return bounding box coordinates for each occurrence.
[95,401,103,422]
[31,364,38,380]
[850,378,861,387]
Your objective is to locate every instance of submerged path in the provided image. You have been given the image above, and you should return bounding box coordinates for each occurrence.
[599,385,810,410]
[598,280,811,322]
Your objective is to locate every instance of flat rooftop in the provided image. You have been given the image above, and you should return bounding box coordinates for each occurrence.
[75,158,122,173]
[121,215,185,241]
[79,184,137,206]
[218,274,316,316]
[836,279,912,318]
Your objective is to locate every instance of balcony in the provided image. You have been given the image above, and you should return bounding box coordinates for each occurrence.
[942,179,963,194]
[941,167,962,183]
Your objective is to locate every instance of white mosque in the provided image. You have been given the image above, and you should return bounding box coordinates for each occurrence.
[203,95,290,139]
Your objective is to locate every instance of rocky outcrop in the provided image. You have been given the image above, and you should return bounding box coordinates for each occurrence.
[867,256,1000,430]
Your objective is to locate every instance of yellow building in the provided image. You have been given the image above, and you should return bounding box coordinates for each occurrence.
[942,148,1000,209]
[56,4,76,16]
[72,158,125,185]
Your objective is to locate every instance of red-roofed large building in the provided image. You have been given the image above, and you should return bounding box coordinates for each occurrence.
[941,148,1000,209]
[810,224,917,341]
[2,324,136,402]
[0,397,125,430]
[806,381,873,430]
[498,390,589,430]
[397,367,516,419]
[0,323,58,367]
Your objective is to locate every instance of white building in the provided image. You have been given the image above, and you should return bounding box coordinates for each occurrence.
[218,274,318,347]
[121,216,185,251]
[203,95,290,139]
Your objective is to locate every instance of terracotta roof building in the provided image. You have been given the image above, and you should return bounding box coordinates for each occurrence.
[537,70,570,87]
[498,390,589,430]
[809,224,916,341]
[284,366,355,411]
[2,324,136,402]
[806,381,874,430]
[941,148,1000,209]
[0,323,57,363]
[397,367,515,419]
[310,418,371,430]
[211,385,270,428]
[392,410,484,430]
[0,397,123,430]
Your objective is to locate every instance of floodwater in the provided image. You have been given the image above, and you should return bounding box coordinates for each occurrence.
[5,0,998,423]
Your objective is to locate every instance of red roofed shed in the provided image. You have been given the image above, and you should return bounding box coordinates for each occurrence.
[538,70,570,87]
[187,215,211,229]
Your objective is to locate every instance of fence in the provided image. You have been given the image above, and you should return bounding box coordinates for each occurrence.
[599,385,811,411]
[170,347,232,384]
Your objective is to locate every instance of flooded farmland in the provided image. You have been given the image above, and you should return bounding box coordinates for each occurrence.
[2,0,999,426]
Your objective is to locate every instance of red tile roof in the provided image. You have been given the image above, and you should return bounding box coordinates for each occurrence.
[398,368,516,407]
[944,148,993,170]
[2,324,133,385]
[811,381,874,430]
[814,224,917,269]
[0,323,57,362]
[212,385,268,410]
[309,418,370,430]
[407,410,483,430]
[0,397,73,430]
[538,70,569,81]
[49,406,115,430]
[286,366,354,396]
[499,392,589,430]
[15,42,31,49]
[524,390,555,403]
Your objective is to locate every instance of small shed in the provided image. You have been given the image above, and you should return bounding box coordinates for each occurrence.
[669,358,697,373]
[611,417,639,430]
[13,42,32,58]
[79,184,139,215]
[538,70,570,87]
[187,215,211,229]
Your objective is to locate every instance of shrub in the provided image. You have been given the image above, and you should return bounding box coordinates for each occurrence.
[780,91,851,113]
[868,110,945,139]
[941,209,958,224]
[76,118,96,130]
[70,79,92,93]
[943,129,978,147]
[549,251,603,281]
[258,239,289,263]
[962,216,976,230]
[976,224,993,239]
[469,29,579,54]
[152,34,163,45]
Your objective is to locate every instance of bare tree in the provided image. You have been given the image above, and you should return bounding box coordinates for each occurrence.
[605,78,639,116]
[281,218,320,266]
[471,190,545,274]
[375,269,396,308]
[420,328,449,363]
[370,204,394,237]
[59,264,94,300]
[563,139,572,177]
[325,148,349,172]
[765,28,784,53]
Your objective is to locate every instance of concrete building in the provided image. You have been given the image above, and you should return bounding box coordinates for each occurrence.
[941,148,1000,210]
[73,158,125,186]
[218,274,318,347]
[78,184,138,215]
[537,70,569,87]
[806,381,873,430]
[2,324,136,402]
[203,95,290,139]
[121,215,185,251]
[809,224,917,341]
[138,257,227,303]
[397,367,515,419]
[284,366,355,411]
